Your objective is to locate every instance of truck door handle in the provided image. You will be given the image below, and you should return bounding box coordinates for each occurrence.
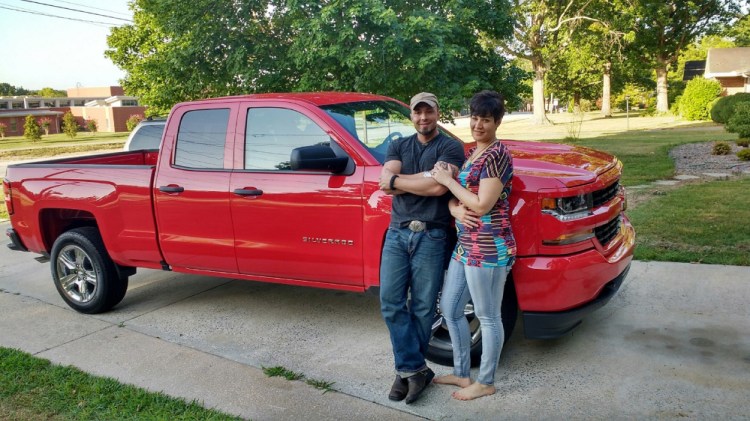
[159,185,185,193]
[233,188,263,196]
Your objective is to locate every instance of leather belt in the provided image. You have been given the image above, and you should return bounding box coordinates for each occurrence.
[394,221,445,232]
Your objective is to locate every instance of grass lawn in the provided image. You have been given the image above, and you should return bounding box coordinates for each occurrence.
[0,347,240,420]
[0,132,126,159]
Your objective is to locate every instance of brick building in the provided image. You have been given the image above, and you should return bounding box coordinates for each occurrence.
[0,86,146,137]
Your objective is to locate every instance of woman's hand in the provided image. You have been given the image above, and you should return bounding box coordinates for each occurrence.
[449,200,480,228]
[431,161,457,186]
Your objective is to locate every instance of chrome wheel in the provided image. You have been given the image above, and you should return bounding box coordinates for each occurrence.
[429,302,482,353]
[55,244,99,304]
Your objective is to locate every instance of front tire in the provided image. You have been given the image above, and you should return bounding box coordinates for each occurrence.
[50,227,128,314]
[426,276,518,367]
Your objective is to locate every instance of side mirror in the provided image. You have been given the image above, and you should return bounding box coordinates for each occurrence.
[290,145,349,173]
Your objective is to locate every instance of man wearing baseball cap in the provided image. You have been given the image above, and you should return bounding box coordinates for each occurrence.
[378,92,465,404]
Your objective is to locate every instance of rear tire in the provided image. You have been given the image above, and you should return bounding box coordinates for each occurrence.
[50,227,128,314]
[426,275,518,367]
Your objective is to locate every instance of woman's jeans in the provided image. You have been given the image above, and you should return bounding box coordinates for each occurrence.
[440,259,508,385]
[380,227,448,377]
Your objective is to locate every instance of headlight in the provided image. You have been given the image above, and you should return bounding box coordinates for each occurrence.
[542,193,593,221]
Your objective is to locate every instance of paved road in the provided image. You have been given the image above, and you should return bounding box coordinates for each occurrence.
[1,221,748,420]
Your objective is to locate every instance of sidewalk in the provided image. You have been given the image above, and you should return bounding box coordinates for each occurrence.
[2,228,749,420]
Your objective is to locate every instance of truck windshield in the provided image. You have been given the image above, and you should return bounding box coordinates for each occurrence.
[320,101,418,164]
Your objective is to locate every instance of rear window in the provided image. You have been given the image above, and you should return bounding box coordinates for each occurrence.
[129,124,164,150]
[174,109,229,169]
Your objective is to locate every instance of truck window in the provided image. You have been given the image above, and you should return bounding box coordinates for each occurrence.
[245,108,331,170]
[174,108,230,169]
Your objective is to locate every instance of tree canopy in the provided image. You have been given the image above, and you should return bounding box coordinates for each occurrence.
[106,0,527,117]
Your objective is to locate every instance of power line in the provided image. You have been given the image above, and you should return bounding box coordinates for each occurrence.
[18,0,133,22]
[0,3,121,26]
[47,0,131,18]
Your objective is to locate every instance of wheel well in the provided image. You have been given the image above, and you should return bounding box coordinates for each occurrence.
[39,208,98,252]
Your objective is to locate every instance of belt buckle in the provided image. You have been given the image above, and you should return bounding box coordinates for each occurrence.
[408,220,426,232]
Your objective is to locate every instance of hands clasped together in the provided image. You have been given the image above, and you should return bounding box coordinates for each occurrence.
[431,161,481,229]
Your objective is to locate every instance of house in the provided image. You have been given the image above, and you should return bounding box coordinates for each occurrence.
[683,60,706,81]
[0,86,146,137]
[704,47,750,95]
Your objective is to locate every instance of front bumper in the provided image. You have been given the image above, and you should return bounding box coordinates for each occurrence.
[522,264,630,339]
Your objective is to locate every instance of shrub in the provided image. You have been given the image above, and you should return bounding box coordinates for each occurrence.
[126,114,143,131]
[0,122,6,139]
[726,102,750,139]
[737,139,750,147]
[711,92,750,124]
[678,77,722,121]
[738,148,750,161]
[713,141,732,155]
[38,117,52,135]
[62,111,78,138]
[23,115,41,141]
[86,119,98,134]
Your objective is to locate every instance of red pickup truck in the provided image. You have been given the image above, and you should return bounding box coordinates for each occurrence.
[3,92,634,365]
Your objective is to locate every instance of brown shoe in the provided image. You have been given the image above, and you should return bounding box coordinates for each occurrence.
[388,375,408,401]
[405,368,435,404]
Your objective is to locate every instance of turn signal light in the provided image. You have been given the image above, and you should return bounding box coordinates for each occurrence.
[542,229,594,246]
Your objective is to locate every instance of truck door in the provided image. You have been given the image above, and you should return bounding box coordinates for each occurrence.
[153,104,239,273]
[229,104,365,286]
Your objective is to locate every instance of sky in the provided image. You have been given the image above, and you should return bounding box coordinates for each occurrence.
[0,0,132,91]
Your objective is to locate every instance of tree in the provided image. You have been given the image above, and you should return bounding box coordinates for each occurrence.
[626,0,740,113]
[491,0,596,124]
[39,117,52,135]
[0,123,7,139]
[23,115,41,141]
[726,13,750,46]
[35,87,67,97]
[0,83,30,96]
[62,112,78,138]
[106,0,526,117]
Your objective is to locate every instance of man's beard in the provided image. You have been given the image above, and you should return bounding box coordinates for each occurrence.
[418,126,437,137]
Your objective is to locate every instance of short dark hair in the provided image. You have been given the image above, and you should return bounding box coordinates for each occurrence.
[470,90,505,122]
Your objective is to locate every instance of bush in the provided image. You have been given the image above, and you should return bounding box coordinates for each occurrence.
[713,141,732,155]
[126,114,143,131]
[737,139,750,147]
[726,102,750,138]
[62,111,78,138]
[23,115,41,141]
[738,149,750,161]
[86,119,98,134]
[711,92,750,124]
[678,78,722,121]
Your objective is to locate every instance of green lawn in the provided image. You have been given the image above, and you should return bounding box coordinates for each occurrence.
[0,132,126,159]
[0,347,240,420]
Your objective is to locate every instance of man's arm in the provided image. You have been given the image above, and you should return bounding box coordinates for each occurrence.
[380,159,452,196]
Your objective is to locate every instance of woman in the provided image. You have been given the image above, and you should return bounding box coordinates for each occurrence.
[430,90,516,401]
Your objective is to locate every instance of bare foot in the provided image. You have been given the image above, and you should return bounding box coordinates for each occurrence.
[452,382,496,401]
[433,374,471,388]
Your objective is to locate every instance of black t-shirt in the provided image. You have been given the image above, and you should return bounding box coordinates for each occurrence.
[385,132,465,227]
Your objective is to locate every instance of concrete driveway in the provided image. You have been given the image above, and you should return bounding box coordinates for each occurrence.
[1,220,748,420]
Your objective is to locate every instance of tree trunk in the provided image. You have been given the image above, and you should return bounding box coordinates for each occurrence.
[655,63,669,113]
[532,60,549,125]
[601,61,612,118]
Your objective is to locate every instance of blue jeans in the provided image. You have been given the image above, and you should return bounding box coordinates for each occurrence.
[380,227,448,377]
[440,259,508,385]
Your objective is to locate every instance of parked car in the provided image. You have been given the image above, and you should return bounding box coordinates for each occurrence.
[4,92,634,366]
[123,118,166,151]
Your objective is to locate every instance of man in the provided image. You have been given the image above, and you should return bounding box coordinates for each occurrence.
[378,92,465,404]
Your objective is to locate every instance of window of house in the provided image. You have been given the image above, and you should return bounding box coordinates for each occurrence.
[10,119,17,132]
[73,100,86,106]
[27,101,40,108]
[174,108,229,169]
[12,102,23,109]
[244,108,330,170]
[0,103,7,109]
[43,101,55,107]
[121,100,138,106]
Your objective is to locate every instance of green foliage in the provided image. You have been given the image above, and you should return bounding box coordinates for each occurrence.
[737,138,750,147]
[126,114,143,131]
[23,115,41,141]
[0,82,30,96]
[712,141,732,155]
[726,13,750,46]
[678,78,721,120]
[711,92,750,124]
[106,0,526,117]
[86,119,98,133]
[725,102,750,138]
[738,148,750,160]
[262,365,304,381]
[36,87,67,97]
[62,111,78,138]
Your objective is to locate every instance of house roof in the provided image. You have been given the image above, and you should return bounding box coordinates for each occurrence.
[0,110,63,118]
[683,60,706,81]
[705,47,750,77]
